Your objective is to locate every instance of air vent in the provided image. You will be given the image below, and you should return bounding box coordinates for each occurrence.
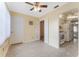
[54,5,59,8]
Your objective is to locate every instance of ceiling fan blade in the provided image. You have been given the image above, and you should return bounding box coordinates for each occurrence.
[54,5,59,8]
[30,7,34,11]
[25,2,34,6]
[40,5,47,8]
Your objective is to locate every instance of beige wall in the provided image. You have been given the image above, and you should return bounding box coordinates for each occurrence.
[10,11,40,44]
[40,3,79,48]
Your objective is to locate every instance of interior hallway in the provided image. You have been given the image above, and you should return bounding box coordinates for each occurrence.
[6,40,78,57]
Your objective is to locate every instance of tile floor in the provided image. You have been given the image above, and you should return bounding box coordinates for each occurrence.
[6,40,78,57]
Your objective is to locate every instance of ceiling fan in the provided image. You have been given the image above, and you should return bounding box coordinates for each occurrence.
[25,2,48,12]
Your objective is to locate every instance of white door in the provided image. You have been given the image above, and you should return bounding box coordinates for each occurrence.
[10,15,25,44]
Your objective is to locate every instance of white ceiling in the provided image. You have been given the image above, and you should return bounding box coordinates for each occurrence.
[7,2,67,17]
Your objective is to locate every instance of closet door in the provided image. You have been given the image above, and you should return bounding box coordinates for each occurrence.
[10,15,25,44]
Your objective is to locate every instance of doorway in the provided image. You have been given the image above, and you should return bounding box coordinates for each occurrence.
[71,19,78,42]
[40,20,44,41]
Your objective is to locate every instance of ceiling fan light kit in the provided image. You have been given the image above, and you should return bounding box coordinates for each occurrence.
[33,5,41,11]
